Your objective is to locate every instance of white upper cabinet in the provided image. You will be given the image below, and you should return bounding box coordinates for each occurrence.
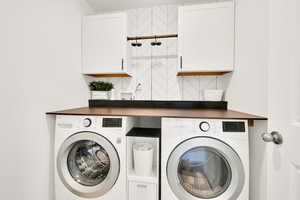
[178,2,235,72]
[82,12,128,75]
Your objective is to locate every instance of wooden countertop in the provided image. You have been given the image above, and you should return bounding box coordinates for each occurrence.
[46,107,267,120]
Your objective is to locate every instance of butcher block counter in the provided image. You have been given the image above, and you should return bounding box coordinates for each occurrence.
[46,107,267,121]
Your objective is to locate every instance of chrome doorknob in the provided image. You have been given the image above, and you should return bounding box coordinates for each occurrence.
[261,131,283,145]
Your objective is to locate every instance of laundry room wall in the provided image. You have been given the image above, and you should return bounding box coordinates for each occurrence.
[88,5,224,101]
[0,1,93,200]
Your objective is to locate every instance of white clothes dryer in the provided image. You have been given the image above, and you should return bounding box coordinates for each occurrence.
[161,118,249,200]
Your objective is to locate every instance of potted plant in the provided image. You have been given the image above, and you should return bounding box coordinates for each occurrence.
[89,81,114,100]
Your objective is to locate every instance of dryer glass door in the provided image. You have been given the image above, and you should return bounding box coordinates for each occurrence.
[167,137,245,200]
[57,132,120,198]
[178,146,231,198]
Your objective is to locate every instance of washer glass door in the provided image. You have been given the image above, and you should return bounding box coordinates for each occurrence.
[67,140,111,186]
[57,132,120,198]
[167,137,245,200]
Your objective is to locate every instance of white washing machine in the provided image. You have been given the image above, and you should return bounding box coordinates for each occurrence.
[54,115,135,200]
[161,118,249,200]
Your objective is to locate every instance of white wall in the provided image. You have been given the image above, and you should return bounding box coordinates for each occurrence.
[0,0,93,200]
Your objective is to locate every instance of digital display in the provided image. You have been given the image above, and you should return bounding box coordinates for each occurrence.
[102,118,122,127]
[222,122,245,132]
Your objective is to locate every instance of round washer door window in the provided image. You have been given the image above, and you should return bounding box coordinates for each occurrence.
[167,137,245,200]
[57,132,120,198]
[67,140,111,187]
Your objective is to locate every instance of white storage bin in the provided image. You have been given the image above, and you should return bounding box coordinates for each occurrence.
[128,181,157,200]
[133,142,153,176]
[203,89,224,101]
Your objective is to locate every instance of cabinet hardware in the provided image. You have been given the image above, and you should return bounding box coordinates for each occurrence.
[136,184,147,188]
[180,56,183,69]
[127,34,178,41]
[121,58,124,70]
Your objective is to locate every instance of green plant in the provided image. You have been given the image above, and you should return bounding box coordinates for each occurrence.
[89,81,114,91]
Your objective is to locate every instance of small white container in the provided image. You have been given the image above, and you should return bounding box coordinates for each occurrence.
[120,91,134,100]
[203,89,224,101]
[90,91,111,100]
[133,142,153,176]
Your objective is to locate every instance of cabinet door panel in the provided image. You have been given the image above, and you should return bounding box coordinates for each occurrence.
[83,13,126,74]
[128,181,157,200]
[179,2,234,72]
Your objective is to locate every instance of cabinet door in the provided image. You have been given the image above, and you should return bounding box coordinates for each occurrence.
[83,13,127,74]
[178,2,234,72]
[128,181,157,200]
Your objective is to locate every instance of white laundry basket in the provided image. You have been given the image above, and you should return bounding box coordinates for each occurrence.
[133,142,153,176]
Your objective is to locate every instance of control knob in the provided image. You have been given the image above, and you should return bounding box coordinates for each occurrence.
[83,118,92,127]
[199,121,210,132]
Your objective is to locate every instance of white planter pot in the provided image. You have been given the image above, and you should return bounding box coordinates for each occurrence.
[203,89,224,101]
[90,91,111,100]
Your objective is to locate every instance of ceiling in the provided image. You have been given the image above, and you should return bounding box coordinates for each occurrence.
[86,0,219,12]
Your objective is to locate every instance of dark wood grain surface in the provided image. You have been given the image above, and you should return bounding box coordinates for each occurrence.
[46,107,267,120]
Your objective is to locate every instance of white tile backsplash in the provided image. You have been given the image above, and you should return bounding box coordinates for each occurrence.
[152,6,168,35]
[92,5,224,101]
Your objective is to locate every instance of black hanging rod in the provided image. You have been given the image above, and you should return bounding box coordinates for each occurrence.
[127,34,178,41]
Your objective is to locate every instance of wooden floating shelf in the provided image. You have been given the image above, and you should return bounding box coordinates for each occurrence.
[127,34,178,41]
[85,73,132,78]
[86,72,231,78]
[177,71,232,76]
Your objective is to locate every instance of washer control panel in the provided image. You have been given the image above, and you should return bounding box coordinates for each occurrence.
[80,117,123,128]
